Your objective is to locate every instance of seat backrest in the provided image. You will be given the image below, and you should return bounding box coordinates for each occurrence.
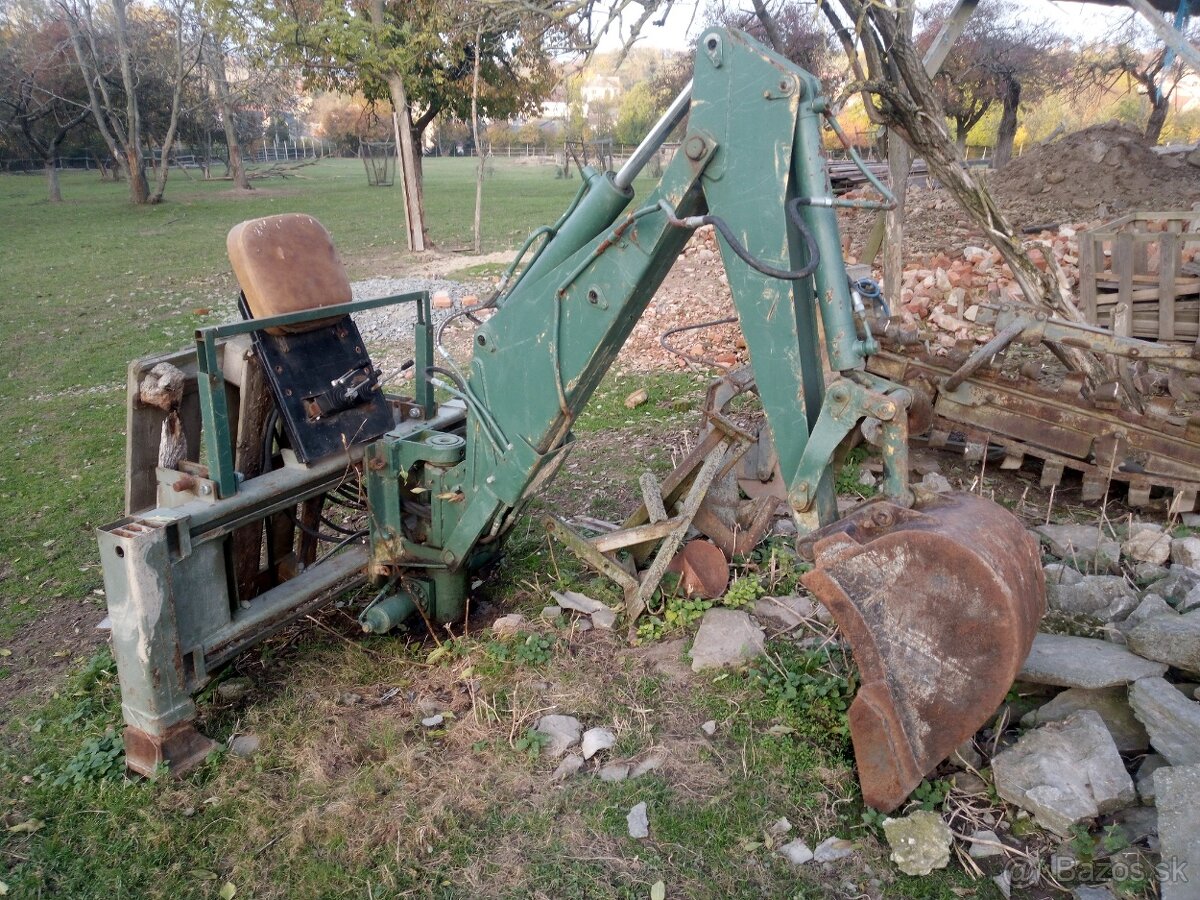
[226,214,352,335]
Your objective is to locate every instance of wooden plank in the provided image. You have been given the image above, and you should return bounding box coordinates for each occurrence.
[1095,274,1200,286]
[231,349,274,603]
[588,517,683,553]
[1115,233,1134,334]
[1080,231,1097,324]
[1160,233,1179,341]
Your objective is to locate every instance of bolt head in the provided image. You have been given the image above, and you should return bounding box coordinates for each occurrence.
[684,136,706,160]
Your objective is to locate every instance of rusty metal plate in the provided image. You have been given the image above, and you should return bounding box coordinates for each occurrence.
[800,491,1045,812]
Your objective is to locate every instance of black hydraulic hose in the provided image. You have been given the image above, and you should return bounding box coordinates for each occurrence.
[663,196,820,281]
[660,316,738,367]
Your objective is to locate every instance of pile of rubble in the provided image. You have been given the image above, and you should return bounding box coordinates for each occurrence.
[991,123,1200,222]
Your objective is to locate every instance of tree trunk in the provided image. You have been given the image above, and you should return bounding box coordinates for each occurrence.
[46,158,62,202]
[471,25,484,254]
[208,34,249,189]
[993,78,1021,169]
[839,0,1116,395]
[368,0,425,251]
[884,133,911,301]
[112,0,148,204]
[1146,92,1169,144]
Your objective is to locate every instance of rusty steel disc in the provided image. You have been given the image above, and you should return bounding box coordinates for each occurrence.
[666,539,730,598]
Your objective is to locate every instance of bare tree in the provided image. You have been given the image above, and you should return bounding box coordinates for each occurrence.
[146,0,204,201]
[822,0,1115,393]
[0,12,91,200]
[60,0,150,201]
[1085,31,1185,144]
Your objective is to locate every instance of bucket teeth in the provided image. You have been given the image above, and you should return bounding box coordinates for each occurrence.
[801,492,1045,812]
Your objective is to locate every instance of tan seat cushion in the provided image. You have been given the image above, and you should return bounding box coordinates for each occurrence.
[226,214,352,334]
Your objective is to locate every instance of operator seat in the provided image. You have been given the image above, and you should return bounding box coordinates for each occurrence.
[226,213,392,462]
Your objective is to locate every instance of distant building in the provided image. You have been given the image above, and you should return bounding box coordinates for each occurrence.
[581,75,621,106]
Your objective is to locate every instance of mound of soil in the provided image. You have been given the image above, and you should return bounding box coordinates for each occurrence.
[991,123,1200,222]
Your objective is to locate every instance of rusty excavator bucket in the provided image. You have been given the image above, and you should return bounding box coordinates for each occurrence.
[798,491,1045,812]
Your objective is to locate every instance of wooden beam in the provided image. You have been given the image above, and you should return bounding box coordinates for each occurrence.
[864,0,981,265]
[1127,0,1200,74]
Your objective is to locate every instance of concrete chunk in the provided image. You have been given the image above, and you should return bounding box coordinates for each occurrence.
[992,710,1136,836]
[1129,677,1200,766]
[1127,610,1200,676]
[1028,686,1148,753]
[1156,764,1200,900]
[1019,633,1168,688]
[690,608,764,672]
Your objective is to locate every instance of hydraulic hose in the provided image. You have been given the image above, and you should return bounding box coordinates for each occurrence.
[659,197,821,281]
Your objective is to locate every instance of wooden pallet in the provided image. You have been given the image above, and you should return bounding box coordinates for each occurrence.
[1079,211,1200,343]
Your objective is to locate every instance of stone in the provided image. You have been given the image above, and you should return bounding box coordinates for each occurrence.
[552,590,605,615]
[630,751,666,778]
[1133,563,1170,586]
[968,829,1003,859]
[1181,584,1200,614]
[1129,677,1200,765]
[1155,764,1200,900]
[778,838,814,865]
[551,754,584,782]
[813,836,854,862]
[229,734,260,757]
[460,294,479,307]
[1113,805,1160,847]
[1171,536,1200,569]
[952,771,989,795]
[690,608,765,672]
[1072,888,1116,900]
[590,607,617,630]
[216,677,252,702]
[1019,633,1167,688]
[1046,575,1139,622]
[1136,753,1169,805]
[919,471,953,493]
[573,618,593,633]
[491,613,526,637]
[752,595,815,631]
[1027,686,1149,752]
[1127,611,1200,676]
[431,290,453,309]
[1123,526,1172,567]
[992,710,1136,836]
[627,802,649,839]
[701,720,717,736]
[623,388,649,409]
[421,714,445,728]
[883,810,953,876]
[1120,594,1177,634]
[1044,562,1085,587]
[581,727,616,760]
[949,738,983,770]
[1035,524,1120,572]
[1152,567,1200,606]
[534,714,583,758]
[599,762,630,782]
[993,871,1012,899]
[768,817,792,837]
[540,605,562,621]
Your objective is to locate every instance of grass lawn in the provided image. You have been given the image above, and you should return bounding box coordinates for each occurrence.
[0,159,995,899]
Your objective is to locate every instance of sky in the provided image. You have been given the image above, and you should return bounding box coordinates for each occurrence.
[598,0,1146,52]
